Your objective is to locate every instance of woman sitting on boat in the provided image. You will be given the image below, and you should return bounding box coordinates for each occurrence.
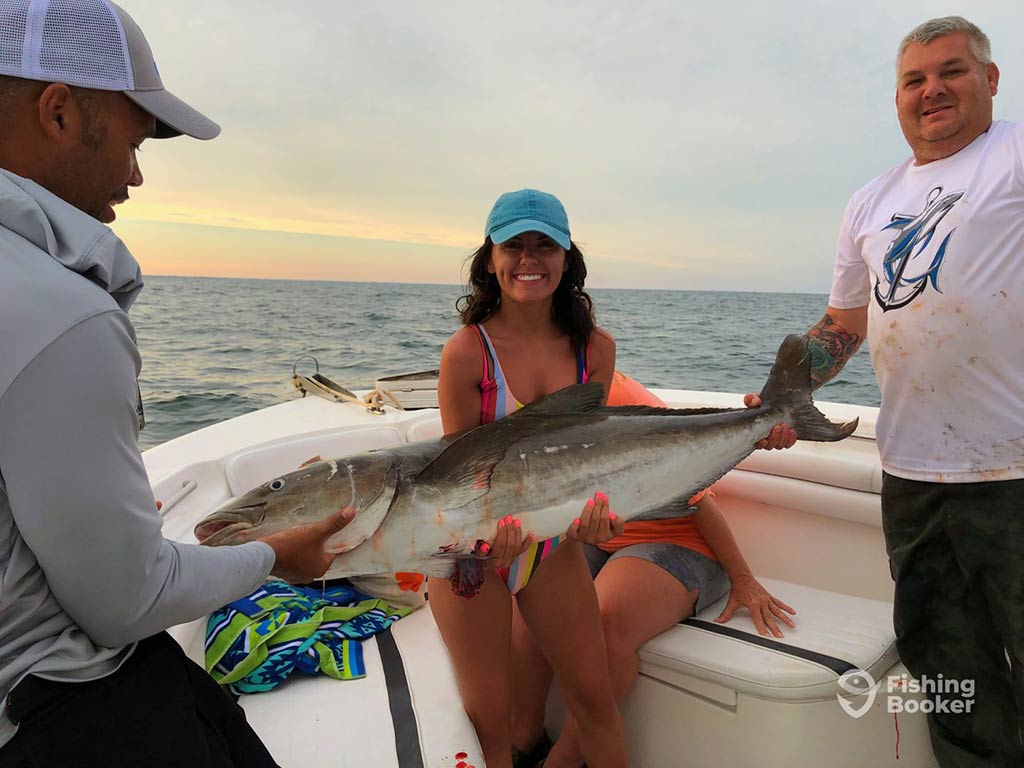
[511,402,798,767]
[431,188,629,768]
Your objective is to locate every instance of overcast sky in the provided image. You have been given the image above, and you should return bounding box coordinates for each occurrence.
[111,0,1024,292]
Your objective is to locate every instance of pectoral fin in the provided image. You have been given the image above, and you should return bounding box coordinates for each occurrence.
[415,383,608,510]
[415,418,544,509]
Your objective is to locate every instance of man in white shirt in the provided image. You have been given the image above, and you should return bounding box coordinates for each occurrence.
[803,16,1024,767]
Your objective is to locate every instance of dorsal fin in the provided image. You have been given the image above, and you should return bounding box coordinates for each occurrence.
[508,381,607,418]
[413,383,605,509]
[603,404,744,417]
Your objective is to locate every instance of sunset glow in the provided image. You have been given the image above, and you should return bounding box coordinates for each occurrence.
[109,2,1023,291]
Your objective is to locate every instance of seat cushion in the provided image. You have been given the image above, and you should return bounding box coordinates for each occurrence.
[638,579,897,702]
[225,427,405,496]
[405,415,443,444]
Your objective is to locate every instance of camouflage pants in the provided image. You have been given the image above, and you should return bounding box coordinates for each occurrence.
[882,473,1024,768]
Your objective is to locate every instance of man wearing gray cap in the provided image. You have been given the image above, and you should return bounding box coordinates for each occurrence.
[0,2,352,765]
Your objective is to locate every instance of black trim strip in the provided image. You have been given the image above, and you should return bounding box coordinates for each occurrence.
[681,618,858,676]
[376,627,425,768]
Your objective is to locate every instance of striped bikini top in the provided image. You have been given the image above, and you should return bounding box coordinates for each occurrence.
[472,324,589,424]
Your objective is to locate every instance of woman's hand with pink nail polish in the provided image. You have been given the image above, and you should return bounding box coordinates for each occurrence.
[487,515,534,569]
[567,492,623,544]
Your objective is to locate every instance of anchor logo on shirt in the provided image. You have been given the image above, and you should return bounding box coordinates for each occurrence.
[873,186,964,312]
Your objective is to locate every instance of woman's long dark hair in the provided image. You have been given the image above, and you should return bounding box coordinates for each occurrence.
[456,237,595,355]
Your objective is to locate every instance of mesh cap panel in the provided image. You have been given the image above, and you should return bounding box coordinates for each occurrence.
[0,1,29,72]
[40,0,131,89]
[0,0,219,139]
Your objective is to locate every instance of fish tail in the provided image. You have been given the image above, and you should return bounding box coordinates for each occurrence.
[759,335,858,442]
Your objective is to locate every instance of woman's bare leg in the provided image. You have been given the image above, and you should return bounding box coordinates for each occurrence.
[543,556,699,768]
[515,541,628,768]
[510,598,554,752]
[429,570,515,768]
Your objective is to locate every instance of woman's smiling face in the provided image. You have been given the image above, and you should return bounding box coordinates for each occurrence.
[488,231,567,304]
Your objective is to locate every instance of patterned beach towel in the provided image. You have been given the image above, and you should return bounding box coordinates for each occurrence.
[205,580,414,694]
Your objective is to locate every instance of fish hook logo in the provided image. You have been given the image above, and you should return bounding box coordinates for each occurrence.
[837,668,878,719]
[874,186,964,312]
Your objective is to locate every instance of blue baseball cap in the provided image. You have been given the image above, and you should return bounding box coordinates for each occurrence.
[484,189,572,250]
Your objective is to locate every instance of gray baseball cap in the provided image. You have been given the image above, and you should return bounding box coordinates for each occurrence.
[0,0,220,140]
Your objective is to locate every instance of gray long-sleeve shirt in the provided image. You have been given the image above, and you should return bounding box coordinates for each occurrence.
[0,170,274,748]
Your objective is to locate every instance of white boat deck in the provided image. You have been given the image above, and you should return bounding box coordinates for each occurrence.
[146,392,938,768]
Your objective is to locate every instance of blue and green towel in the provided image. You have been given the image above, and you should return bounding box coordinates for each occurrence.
[205,580,413,694]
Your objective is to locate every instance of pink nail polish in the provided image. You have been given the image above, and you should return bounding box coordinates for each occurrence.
[514,519,521,528]
[609,512,617,521]
[585,499,595,509]
[596,491,607,501]
[498,519,505,528]
[574,518,581,526]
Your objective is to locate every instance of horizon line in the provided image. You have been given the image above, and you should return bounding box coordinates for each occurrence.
[144,272,829,297]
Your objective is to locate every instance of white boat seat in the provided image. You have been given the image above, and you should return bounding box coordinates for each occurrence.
[638,578,897,703]
[735,438,884,494]
[224,427,406,496]
[405,416,444,444]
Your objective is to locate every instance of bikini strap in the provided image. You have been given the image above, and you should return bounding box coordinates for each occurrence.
[576,339,591,384]
[471,324,502,424]
[471,324,496,384]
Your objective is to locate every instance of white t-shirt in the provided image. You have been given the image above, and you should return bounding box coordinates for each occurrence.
[829,120,1024,483]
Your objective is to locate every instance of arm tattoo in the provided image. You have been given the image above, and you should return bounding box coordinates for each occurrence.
[805,313,862,390]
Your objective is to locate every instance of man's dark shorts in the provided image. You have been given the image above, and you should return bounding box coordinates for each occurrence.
[1,631,278,767]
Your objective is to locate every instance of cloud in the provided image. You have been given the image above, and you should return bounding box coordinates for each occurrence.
[118,0,1024,292]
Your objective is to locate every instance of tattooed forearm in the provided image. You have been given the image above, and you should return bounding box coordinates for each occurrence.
[805,313,863,389]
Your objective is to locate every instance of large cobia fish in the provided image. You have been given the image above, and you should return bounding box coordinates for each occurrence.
[196,336,857,596]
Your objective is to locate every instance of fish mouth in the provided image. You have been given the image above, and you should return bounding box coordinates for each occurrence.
[195,503,265,545]
[195,520,252,545]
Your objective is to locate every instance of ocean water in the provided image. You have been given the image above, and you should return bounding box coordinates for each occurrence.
[133,276,880,450]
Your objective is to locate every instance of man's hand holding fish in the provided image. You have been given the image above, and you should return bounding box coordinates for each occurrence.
[259,506,356,583]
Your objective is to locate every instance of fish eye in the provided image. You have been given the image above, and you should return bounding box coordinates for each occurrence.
[268,478,286,491]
